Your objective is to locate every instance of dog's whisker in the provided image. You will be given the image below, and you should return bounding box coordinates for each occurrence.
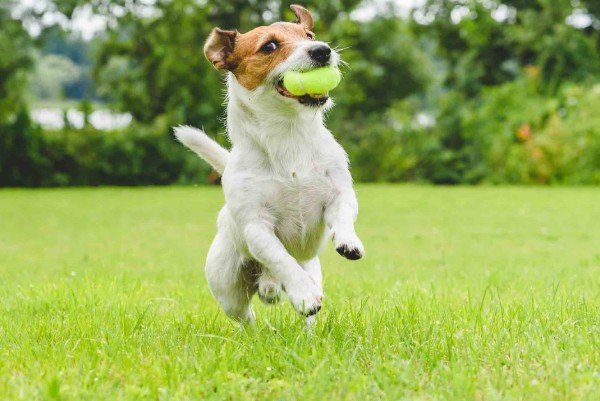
[333,45,351,53]
[337,59,352,72]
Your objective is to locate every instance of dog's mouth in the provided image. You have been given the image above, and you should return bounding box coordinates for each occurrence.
[276,79,329,107]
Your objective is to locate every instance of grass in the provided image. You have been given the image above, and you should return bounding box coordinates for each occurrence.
[1,185,600,400]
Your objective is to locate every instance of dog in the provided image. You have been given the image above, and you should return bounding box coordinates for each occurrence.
[174,5,364,325]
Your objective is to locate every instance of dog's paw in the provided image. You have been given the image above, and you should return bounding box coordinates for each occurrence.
[257,277,281,305]
[285,277,324,317]
[334,232,365,260]
[336,244,363,260]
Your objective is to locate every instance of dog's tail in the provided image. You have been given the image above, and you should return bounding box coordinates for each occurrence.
[173,125,229,175]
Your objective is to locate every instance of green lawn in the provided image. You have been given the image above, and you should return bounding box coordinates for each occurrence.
[1,185,600,400]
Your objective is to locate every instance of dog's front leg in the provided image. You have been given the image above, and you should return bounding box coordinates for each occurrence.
[244,222,324,316]
[324,175,365,260]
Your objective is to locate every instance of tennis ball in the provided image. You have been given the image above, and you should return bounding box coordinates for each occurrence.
[283,67,342,96]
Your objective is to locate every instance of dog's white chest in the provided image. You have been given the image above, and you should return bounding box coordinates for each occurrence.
[270,165,333,260]
[222,110,348,262]
[282,167,329,220]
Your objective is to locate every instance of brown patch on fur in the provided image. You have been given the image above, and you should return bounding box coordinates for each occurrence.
[204,13,316,90]
[232,23,312,90]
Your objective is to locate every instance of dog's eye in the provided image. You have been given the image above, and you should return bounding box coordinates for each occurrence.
[306,32,315,40]
[260,41,278,54]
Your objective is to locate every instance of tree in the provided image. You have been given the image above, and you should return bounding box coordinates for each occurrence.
[413,0,600,96]
[0,2,33,121]
[0,2,45,186]
[329,16,431,116]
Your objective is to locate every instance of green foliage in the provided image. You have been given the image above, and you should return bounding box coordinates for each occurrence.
[93,0,223,130]
[469,78,600,184]
[378,0,600,184]
[88,0,368,133]
[0,4,40,187]
[0,4,32,121]
[330,17,431,116]
[331,103,440,183]
[0,111,48,187]
[5,0,600,186]
[41,125,182,186]
[1,121,212,187]
[415,0,600,96]
[334,72,600,185]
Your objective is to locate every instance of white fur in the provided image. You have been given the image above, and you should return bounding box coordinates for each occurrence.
[174,125,229,174]
[174,43,363,324]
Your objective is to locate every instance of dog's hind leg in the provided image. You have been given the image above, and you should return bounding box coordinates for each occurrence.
[257,268,282,305]
[205,231,257,324]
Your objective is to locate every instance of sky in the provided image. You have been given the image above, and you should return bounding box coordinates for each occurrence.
[14,0,108,39]
[12,0,595,40]
[14,0,425,40]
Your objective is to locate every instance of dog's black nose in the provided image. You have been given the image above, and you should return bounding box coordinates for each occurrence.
[309,45,331,65]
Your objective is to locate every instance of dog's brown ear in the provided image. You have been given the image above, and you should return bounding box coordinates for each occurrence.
[204,28,237,70]
[290,5,313,31]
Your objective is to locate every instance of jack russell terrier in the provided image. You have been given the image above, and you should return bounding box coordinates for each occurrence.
[174,5,364,325]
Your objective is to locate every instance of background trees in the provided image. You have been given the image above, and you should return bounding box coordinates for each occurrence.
[0,2,43,187]
[2,0,600,186]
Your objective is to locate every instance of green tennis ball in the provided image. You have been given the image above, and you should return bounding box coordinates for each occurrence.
[283,67,342,96]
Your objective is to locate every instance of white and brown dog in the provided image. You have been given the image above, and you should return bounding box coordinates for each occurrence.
[174,5,364,325]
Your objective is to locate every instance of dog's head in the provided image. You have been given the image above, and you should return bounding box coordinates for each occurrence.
[204,5,339,110]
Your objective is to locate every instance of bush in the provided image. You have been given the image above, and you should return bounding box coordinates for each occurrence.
[332,102,442,183]
[0,110,48,187]
[3,76,600,187]
[330,74,600,185]
[460,76,600,184]
[0,120,214,187]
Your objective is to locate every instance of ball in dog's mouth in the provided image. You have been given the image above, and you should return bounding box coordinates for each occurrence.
[276,79,329,107]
